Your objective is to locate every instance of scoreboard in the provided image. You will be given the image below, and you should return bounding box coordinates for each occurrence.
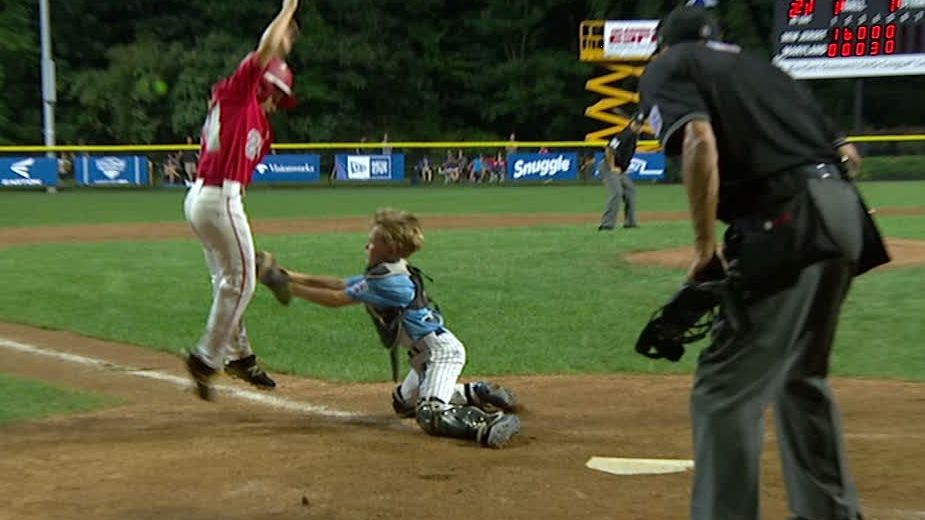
[773,0,925,79]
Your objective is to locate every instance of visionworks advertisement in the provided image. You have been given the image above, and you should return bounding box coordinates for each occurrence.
[251,154,321,183]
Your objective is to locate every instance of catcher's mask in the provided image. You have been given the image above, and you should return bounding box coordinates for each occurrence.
[635,258,750,362]
[634,281,722,362]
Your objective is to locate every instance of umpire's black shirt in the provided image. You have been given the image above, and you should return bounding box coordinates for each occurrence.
[611,126,640,172]
[639,42,845,217]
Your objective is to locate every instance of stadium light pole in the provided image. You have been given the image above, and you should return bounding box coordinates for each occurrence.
[39,0,56,158]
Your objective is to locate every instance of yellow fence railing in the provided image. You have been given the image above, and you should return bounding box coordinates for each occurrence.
[1,135,925,155]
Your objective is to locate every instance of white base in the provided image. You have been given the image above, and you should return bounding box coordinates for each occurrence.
[585,457,694,476]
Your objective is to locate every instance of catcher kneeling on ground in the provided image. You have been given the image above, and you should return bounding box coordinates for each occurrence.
[256,208,521,448]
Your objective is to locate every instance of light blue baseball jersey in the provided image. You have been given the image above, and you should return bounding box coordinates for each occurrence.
[344,272,445,342]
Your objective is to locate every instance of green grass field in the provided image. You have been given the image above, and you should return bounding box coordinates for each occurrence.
[0,374,118,425]
[0,181,921,228]
[0,182,923,384]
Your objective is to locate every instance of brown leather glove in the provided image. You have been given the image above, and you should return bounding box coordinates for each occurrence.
[255,250,292,305]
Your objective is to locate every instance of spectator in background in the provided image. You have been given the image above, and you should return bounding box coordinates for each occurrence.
[506,132,517,158]
[538,146,550,154]
[441,150,460,184]
[579,152,597,182]
[469,154,484,183]
[181,136,199,183]
[356,135,368,154]
[490,151,506,183]
[58,151,75,181]
[416,155,434,184]
[456,149,469,181]
[163,152,184,185]
[382,133,392,155]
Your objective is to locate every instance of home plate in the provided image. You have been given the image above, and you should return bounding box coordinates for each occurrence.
[586,457,694,476]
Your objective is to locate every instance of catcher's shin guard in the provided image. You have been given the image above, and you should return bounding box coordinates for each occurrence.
[415,399,521,448]
[391,385,417,418]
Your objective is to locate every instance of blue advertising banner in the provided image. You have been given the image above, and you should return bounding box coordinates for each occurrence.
[507,152,579,182]
[251,154,321,184]
[76,156,150,186]
[0,157,58,187]
[593,151,667,181]
[334,154,405,182]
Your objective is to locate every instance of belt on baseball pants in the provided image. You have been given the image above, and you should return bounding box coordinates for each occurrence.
[193,178,244,197]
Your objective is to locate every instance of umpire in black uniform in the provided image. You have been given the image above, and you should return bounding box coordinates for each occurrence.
[639,7,889,520]
[598,113,641,230]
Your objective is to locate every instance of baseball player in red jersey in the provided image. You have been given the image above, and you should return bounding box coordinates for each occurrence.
[183,0,300,400]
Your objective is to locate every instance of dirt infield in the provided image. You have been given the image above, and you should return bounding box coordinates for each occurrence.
[1,211,924,520]
[627,238,925,271]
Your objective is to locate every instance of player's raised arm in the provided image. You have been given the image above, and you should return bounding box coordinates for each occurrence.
[256,0,300,66]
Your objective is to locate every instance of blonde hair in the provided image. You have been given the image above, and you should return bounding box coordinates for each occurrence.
[372,208,424,258]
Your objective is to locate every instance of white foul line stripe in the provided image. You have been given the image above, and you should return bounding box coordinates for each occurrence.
[0,337,360,419]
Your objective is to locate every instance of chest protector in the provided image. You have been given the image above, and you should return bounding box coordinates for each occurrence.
[363,260,434,350]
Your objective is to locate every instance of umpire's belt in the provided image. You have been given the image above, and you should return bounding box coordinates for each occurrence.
[794,162,844,180]
[719,163,843,221]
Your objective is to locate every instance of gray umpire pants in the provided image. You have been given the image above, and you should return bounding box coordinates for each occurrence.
[620,174,637,227]
[691,177,865,520]
[599,172,623,229]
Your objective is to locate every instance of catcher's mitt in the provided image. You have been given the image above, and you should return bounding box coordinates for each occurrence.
[255,250,292,305]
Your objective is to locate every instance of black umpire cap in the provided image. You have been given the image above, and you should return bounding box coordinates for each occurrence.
[656,6,721,48]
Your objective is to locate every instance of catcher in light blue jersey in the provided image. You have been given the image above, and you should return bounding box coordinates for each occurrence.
[255,208,521,448]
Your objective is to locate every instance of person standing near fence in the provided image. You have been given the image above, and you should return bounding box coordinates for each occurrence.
[598,113,641,231]
[183,0,300,400]
[181,136,199,184]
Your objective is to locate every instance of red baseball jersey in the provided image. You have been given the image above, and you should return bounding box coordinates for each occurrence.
[197,53,273,187]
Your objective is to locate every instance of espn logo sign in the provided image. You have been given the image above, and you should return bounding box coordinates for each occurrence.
[604,20,659,60]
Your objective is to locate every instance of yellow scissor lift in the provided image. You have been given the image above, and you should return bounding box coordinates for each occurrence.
[579,21,659,151]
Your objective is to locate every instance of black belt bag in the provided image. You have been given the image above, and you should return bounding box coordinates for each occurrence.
[723,164,846,293]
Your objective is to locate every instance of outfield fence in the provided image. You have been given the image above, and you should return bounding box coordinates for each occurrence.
[1,136,924,189]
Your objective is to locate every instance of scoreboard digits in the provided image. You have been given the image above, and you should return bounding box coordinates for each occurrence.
[774,0,925,79]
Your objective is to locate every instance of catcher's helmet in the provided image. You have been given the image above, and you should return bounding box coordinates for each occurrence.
[657,6,721,48]
[257,57,297,110]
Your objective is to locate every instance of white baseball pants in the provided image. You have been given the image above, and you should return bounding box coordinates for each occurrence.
[183,179,256,370]
[400,330,467,406]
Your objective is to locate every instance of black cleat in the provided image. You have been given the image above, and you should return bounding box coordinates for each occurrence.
[186,353,217,401]
[225,354,277,390]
